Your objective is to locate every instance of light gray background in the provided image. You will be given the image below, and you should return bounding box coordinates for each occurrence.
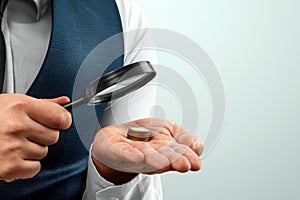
[136,0,300,199]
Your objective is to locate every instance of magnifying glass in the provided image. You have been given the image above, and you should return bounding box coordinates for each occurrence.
[63,61,156,110]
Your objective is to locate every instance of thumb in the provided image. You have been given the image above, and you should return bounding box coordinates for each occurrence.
[43,96,71,105]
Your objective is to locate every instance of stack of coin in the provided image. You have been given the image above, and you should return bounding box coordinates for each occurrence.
[127,126,153,142]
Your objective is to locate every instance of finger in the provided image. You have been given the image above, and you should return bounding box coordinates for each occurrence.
[3,160,41,182]
[23,141,48,161]
[171,143,201,171]
[173,126,197,148]
[190,137,204,156]
[44,96,70,105]
[158,146,191,172]
[132,142,170,173]
[19,160,41,179]
[25,119,60,146]
[26,98,72,130]
[165,123,204,157]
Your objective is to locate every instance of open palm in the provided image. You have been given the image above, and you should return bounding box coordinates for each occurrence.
[92,118,203,174]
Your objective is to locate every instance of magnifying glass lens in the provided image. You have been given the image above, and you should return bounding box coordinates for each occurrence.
[88,73,148,105]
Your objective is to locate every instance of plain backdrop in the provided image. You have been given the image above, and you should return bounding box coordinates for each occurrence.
[135,0,300,199]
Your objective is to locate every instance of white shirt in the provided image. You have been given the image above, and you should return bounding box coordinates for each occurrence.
[2,0,162,199]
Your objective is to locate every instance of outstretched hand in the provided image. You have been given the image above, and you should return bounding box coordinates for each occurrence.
[92,118,204,184]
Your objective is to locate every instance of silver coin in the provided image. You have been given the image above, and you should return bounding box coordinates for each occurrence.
[127,126,153,142]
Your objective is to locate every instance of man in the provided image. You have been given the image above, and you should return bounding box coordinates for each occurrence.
[0,0,203,199]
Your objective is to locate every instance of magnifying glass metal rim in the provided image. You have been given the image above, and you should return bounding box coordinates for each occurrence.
[63,61,156,110]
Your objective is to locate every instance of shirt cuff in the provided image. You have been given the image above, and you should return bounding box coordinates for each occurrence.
[82,145,163,200]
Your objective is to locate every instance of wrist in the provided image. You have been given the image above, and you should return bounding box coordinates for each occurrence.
[91,154,138,185]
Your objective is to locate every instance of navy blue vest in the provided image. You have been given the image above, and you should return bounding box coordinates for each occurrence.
[0,0,124,199]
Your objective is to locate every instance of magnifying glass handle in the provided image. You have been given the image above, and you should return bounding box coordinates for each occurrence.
[63,97,85,111]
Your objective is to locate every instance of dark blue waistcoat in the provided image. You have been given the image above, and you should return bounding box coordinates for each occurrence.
[0,0,124,199]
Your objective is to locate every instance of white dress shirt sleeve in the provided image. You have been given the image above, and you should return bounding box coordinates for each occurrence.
[83,147,162,200]
[83,0,163,199]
